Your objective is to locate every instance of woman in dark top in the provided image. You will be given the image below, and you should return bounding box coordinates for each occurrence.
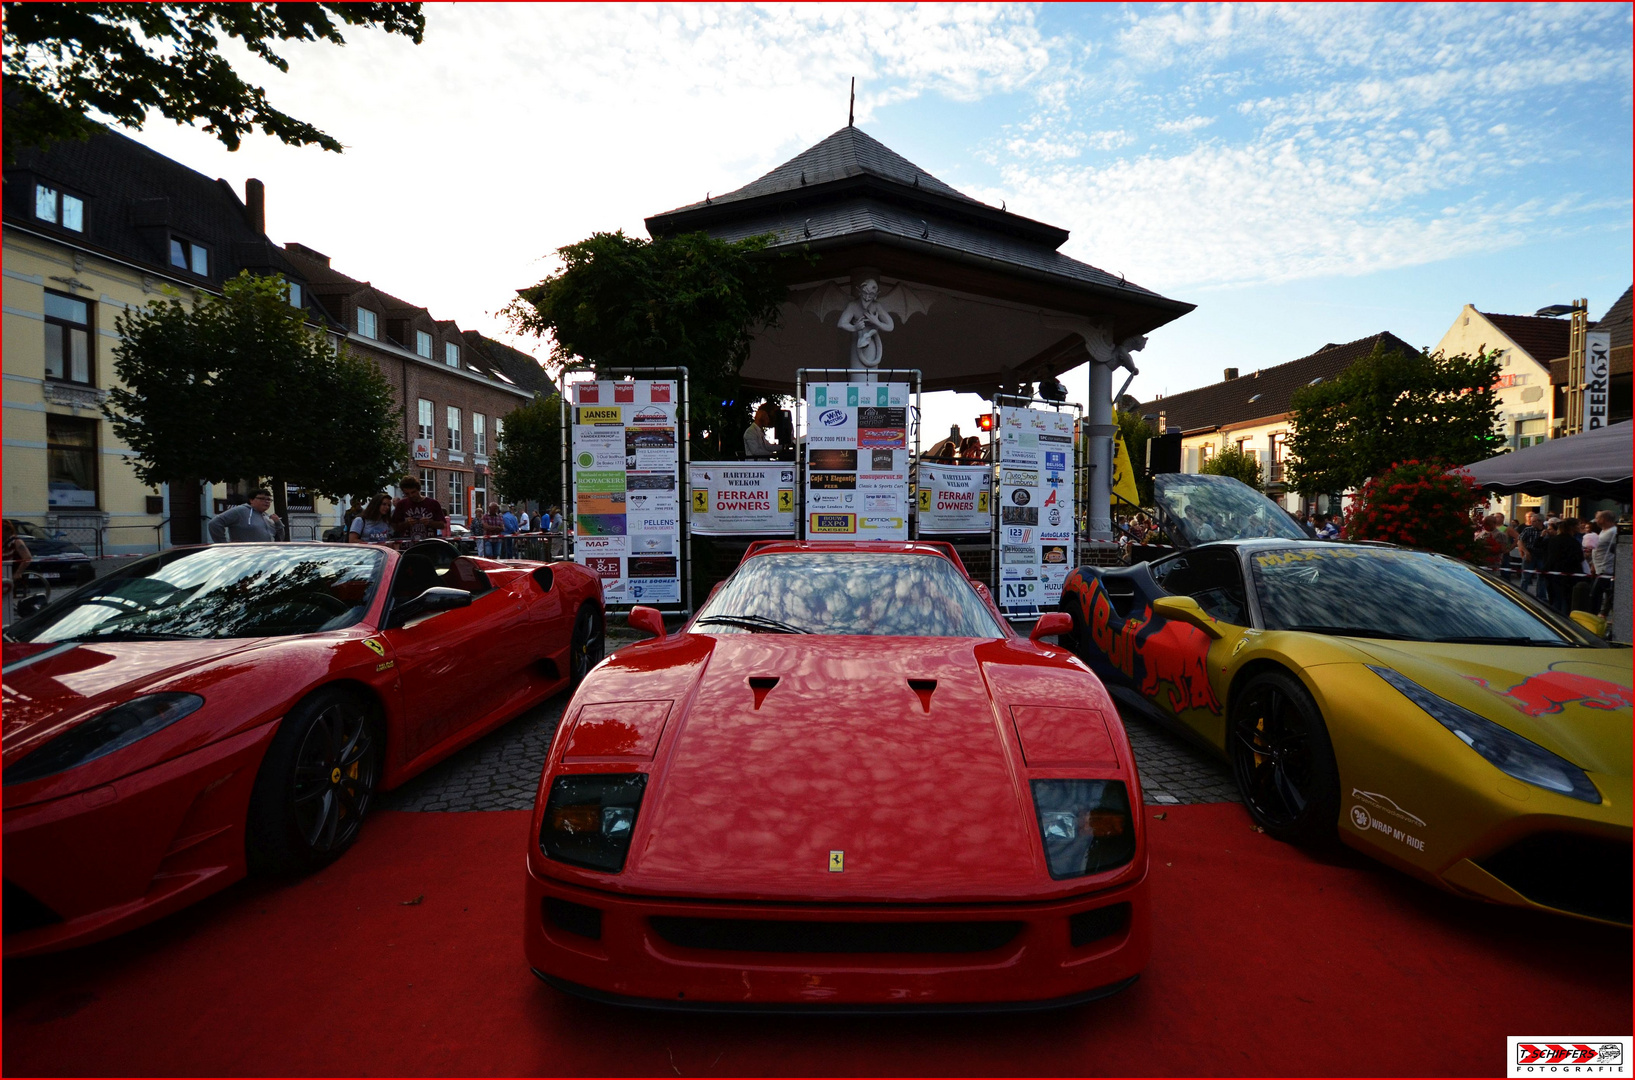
[1543,517,1583,613]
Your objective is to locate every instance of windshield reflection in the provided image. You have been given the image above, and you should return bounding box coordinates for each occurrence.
[19,546,384,643]
[1251,547,1576,644]
[694,552,1004,638]
[1155,474,1308,547]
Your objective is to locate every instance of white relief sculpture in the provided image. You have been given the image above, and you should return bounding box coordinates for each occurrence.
[801,277,937,379]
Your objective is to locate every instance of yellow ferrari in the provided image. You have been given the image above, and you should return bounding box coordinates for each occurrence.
[1061,475,1631,926]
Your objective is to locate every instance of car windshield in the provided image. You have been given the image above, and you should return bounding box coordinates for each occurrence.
[1250,546,1592,644]
[693,552,1005,638]
[1154,474,1308,548]
[13,545,384,643]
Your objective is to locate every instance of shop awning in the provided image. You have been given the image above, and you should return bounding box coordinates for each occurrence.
[1460,421,1633,499]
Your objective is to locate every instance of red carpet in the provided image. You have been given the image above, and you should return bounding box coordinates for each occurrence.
[4,804,1627,1077]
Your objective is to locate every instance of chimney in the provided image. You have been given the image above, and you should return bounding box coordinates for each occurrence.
[245,178,266,234]
[1223,367,1238,381]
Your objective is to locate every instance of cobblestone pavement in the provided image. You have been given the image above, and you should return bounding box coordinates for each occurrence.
[383,633,1238,811]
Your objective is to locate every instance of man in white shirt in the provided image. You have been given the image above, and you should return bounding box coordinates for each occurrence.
[1590,511,1619,615]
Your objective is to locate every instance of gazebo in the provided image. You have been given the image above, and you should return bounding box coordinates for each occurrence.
[645,124,1194,538]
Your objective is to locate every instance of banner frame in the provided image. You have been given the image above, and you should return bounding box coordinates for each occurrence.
[793,368,922,542]
[562,367,693,617]
[990,393,1083,622]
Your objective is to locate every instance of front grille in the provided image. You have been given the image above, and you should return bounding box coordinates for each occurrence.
[4,880,62,936]
[1069,902,1131,947]
[650,917,1023,955]
[544,898,602,940]
[1478,833,1632,924]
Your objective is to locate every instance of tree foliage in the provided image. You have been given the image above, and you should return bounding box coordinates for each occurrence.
[3,3,425,161]
[1200,445,1263,491]
[106,273,406,500]
[488,394,563,511]
[1285,341,1504,495]
[506,230,794,456]
[1343,460,1496,563]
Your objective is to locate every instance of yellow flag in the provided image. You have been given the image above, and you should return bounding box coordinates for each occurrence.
[1111,434,1141,506]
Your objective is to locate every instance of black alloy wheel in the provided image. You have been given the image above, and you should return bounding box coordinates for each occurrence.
[1228,670,1340,846]
[247,687,381,875]
[569,604,604,687]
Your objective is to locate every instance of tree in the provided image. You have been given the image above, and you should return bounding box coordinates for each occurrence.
[506,230,793,457]
[488,394,564,511]
[1200,444,1263,491]
[3,3,425,162]
[1343,461,1496,562]
[1285,341,1504,495]
[105,273,406,506]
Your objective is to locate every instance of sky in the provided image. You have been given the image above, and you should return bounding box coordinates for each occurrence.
[119,2,1633,440]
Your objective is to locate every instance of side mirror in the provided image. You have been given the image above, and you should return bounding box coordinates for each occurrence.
[1151,595,1223,640]
[389,586,472,628]
[628,605,666,641]
[15,595,48,618]
[1030,611,1073,642]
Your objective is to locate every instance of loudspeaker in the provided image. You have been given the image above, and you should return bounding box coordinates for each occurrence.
[1146,431,1183,475]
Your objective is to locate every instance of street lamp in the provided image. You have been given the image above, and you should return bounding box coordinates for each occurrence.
[1533,299,1589,438]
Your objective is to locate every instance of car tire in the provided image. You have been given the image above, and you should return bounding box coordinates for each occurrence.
[568,603,604,688]
[246,685,382,876]
[1227,669,1340,846]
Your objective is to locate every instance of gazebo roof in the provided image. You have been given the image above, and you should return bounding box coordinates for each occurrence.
[646,126,1193,394]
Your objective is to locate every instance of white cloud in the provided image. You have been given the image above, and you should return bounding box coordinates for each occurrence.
[1155,114,1214,134]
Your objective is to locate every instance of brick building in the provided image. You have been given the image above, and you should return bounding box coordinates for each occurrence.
[2,128,551,551]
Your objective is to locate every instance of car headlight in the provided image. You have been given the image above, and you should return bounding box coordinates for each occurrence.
[1030,779,1135,879]
[1368,666,1600,804]
[2,693,205,787]
[540,773,647,871]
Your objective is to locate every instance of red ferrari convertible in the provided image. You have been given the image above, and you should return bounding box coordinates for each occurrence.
[525,540,1149,1012]
[3,540,602,957]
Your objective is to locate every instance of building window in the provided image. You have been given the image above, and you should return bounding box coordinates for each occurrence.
[1199,444,1213,466]
[419,469,436,499]
[446,406,462,452]
[447,472,465,517]
[417,398,434,441]
[472,413,486,455]
[169,237,208,276]
[494,416,504,448]
[43,290,93,384]
[287,280,302,308]
[35,185,84,231]
[47,415,99,508]
[357,308,378,339]
[1269,433,1287,483]
[416,330,433,358]
[472,485,487,514]
[1516,417,1547,450]
[445,342,460,368]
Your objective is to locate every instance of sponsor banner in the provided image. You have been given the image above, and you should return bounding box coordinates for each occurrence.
[1584,330,1612,431]
[688,465,799,534]
[571,379,682,604]
[804,382,911,541]
[997,405,1077,614]
[918,464,991,534]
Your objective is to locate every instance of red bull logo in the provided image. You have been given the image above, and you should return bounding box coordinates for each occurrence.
[1138,619,1223,715]
[1467,666,1634,717]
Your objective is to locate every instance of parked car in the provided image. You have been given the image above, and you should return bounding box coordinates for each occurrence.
[526,540,1149,1011]
[1059,473,1631,926]
[13,521,96,587]
[2,539,603,956]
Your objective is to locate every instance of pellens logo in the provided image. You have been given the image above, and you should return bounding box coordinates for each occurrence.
[1509,1038,1631,1078]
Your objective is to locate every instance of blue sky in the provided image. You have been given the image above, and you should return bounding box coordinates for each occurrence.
[125,3,1633,430]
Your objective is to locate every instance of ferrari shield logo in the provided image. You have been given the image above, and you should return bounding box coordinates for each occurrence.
[364,639,386,657]
[828,850,844,872]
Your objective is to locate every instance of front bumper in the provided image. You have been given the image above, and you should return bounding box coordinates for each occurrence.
[524,863,1150,1010]
[3,721,277,957]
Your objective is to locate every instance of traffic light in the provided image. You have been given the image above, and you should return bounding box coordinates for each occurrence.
[976,413,994,431]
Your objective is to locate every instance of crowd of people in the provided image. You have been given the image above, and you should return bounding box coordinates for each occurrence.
[1492,509,1620,616]
[204,477,564,559]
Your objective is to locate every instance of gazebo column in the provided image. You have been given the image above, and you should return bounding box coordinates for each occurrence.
[1077,328,1147,542]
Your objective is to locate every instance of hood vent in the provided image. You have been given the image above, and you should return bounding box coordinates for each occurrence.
[748,676,779,709]
[908,679,937,712]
